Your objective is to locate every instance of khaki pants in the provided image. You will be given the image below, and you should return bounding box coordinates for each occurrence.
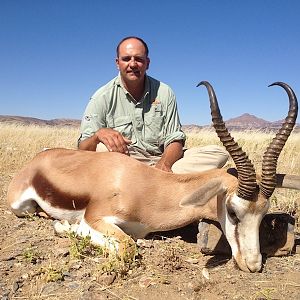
[96,143,229,174]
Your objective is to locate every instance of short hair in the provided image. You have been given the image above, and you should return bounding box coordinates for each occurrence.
[116,36,149,57]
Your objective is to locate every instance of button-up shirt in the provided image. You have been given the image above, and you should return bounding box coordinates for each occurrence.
[78,74,186,155]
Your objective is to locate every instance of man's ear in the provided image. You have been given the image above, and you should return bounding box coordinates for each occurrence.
[116,58,120,70]
[146,57,150,70]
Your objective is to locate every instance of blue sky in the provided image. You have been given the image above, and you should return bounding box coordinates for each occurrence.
[1,0,299,125]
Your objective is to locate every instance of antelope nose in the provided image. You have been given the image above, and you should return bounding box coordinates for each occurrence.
[247,254,262,272]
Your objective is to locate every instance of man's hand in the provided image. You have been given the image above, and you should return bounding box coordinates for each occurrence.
[154,141,184,172]
[155,159,173,172]
[95,128,131,154]
[78,128,131,153]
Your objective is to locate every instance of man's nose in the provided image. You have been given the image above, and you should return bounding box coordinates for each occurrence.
[129,57,138,66]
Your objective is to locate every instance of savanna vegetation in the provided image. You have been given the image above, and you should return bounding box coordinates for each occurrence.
[0,123,299,300]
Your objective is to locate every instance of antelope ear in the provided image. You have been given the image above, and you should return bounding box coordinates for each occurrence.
[180,178,225,207]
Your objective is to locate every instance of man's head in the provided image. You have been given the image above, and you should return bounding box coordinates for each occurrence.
[116,36,150,86]
[116,36,149,57]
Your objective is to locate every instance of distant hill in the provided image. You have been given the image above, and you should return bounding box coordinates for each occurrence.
[226,113,270,128]
[224,113,300,131]
[0,114,299,132]
[183,113,299,132]
[0,115,81,127]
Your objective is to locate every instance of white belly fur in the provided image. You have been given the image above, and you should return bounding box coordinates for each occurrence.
[10,186,84,222]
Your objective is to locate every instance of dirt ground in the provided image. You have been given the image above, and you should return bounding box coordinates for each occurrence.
[1,177,300,300]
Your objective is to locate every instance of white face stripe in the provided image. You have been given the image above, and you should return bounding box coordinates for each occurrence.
[10,186,84,222]
[219,193,269,272]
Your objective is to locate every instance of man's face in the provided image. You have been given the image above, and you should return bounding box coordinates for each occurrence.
[116,38,150,85]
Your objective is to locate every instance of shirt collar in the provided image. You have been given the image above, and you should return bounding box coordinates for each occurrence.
[116,73,150,101]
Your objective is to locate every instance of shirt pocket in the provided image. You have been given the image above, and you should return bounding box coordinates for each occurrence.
[144,105,164,145]
[106,115,133,139]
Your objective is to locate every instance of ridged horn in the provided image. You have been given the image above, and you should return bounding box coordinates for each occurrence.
[260,82,298,198]
[198,81,257,200]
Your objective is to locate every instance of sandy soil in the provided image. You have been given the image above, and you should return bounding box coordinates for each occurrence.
[1,179,300,300]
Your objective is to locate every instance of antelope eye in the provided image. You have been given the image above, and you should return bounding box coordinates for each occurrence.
[227,207,240,224]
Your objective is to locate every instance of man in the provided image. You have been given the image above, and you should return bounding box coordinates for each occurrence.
[78,36,228,173]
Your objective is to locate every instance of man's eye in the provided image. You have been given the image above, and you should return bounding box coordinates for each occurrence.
[121,56,131,62]
[120,56,146,63]
[135,57,145,63]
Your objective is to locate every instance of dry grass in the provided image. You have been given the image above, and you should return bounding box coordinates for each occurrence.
[185,127,300,173]
[0,123,79,170]
[1,123,299,229]
[1,123,300,299]
[186,127,300,227]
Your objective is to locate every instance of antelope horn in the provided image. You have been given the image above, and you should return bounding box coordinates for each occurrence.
[198,81,257,200]
[260,82,298,198]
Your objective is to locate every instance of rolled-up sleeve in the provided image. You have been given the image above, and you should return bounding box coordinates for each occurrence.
[163,89,186,148]
[78,96,107,145]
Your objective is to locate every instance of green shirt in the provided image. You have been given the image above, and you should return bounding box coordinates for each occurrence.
[78,74,186,155]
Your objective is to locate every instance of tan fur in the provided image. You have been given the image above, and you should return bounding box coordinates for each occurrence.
[7,148,300,272]
[7,148,234,229]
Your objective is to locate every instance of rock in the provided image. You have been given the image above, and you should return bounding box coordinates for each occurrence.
[0,250,23,261]
[185,258,199,264]
[79,291,107,300]
[197,213,295,257]
[52,239,70,258]
[197,220,231,255]
[12,281,20,293]
[40,282,61,295]
[139,276,156,288]
[187,281,202,292]
[260,213,295,257]
[66,282,80,289]
[201,267,210,280]
[97,273,116,286]
[1,291,10,300]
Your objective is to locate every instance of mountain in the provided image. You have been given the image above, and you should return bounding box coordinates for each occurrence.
[223,113,299,131]
[0,114,299,131]
[0,115,81,127]
[225,113,270,128]
[183,113,299,132]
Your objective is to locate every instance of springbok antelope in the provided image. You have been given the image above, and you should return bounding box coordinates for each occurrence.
[7,82,299,272]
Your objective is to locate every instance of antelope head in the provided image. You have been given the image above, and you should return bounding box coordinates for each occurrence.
[199,81,298,272]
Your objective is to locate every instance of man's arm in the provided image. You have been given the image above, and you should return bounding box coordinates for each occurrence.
[154,86,185,172]
[78,128,131,153]
[155,141,184,172]
[78,92,131,153]
[78,134,99,151]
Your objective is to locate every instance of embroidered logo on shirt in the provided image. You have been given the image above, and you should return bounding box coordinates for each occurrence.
[152,99,161,105]
[85,115,91,121]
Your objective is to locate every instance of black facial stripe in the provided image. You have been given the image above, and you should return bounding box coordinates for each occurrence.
[234,223,240,253]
